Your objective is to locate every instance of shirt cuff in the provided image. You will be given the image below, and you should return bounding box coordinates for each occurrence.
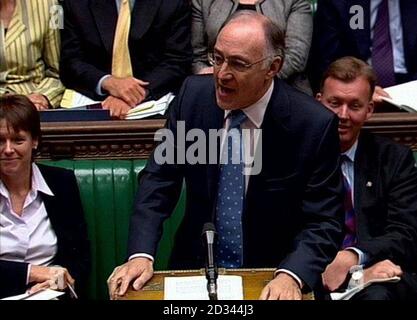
[128,253,154,262]
[345,247,368,266]
[96,75,111,96]
[274,269,303,289]
[26,264,32,285]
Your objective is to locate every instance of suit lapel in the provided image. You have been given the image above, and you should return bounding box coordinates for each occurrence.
[353,134,376,239]
[90,0,118,55]
[130,0,162,40]
[4,0,26,50]
[246,80,290,197]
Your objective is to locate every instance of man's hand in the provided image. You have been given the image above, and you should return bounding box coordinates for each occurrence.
[102,96,132,119]
[27,93,49,110]
[259,272,302,300]
[322,250,359,292]
[102,76,149,107]
[107,257,153,300]
[372,86,391,104]
[364,260,403,283]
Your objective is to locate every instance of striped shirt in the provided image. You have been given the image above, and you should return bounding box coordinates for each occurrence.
[0,0,64,107]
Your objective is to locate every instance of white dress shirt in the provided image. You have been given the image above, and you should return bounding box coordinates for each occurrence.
[0,164,57,282]
[341,141,368,265]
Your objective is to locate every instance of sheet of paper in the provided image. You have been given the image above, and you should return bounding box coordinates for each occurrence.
[330,276,401,300]
[1,289,65,300]
[60,89,174,119]
[125,92,174,120]
[164,275,243,300]
[383,80,417,111]
[61,89,99,108]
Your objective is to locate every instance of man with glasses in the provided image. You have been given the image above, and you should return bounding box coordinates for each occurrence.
[108,11,344,300]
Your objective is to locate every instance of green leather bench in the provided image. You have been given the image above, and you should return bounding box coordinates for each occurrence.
[38,160,185,300]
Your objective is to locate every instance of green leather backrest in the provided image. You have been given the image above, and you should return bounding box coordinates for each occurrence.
[38,160,185,300]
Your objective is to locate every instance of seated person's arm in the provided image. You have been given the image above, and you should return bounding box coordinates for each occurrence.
[356,148,417,267]
[32,5,65,109]
[278,0,313,79]
[322,249,359,292]
[191,0,212,74]
[59,1,110,100]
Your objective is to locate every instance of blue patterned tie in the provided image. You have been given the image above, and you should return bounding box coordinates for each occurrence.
[341,156,357,248]
[371,0,396,87]
[216,110,247,268]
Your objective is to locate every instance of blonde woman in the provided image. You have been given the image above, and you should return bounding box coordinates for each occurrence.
[0,0,64,109]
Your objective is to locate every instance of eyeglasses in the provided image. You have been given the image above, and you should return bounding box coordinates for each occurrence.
[208,52,277,72]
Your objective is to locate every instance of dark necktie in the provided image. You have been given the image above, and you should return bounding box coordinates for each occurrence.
[371,0,396,87]
[216,110,247,268]
[341,156,357,248]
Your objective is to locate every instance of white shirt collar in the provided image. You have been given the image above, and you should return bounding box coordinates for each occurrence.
[31,164,54,196]
[342,139,358,162]
[0,164,54,199]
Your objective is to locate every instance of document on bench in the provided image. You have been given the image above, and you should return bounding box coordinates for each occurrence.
[60,89,99,108]
[330,276,401,300]
[125,92,174,120]
[164,275,243,300]
[382,80,417,112]
[60,89,174,119]
[1,289,65,300]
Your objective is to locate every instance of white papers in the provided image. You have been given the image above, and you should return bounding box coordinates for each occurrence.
[1,289,65,300]
[125,92,174,120]
[330,276,401,300]
[60,89,99,108]
[164,275,243,300]
[60,89,174,119]
[382,80,417,112]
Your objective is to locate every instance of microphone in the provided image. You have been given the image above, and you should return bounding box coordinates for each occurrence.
[201,222,218,300]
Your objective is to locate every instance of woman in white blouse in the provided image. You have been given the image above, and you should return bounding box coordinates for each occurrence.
[0,95,89,299]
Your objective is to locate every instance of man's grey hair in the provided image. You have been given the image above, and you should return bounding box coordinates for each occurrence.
[218,10,285,64]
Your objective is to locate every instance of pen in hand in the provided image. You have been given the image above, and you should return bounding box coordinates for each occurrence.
[67,282,78,299]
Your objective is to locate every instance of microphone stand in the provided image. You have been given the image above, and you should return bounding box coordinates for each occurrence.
[206,248,218,300]
[202,222,218,300]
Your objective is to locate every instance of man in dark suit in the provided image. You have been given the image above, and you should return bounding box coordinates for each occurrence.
[309,0,417,100]
[60,0,192,118]
[317,56,417,299]
[108,11,344,300]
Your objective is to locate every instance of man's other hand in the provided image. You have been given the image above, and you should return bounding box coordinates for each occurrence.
[364,259,403,283]
[102,96,132,119]
[372,86,391,104]
[102,76,149,107]
[107,257,153,300]
[259,272,302,300]
[322,250,359,292]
